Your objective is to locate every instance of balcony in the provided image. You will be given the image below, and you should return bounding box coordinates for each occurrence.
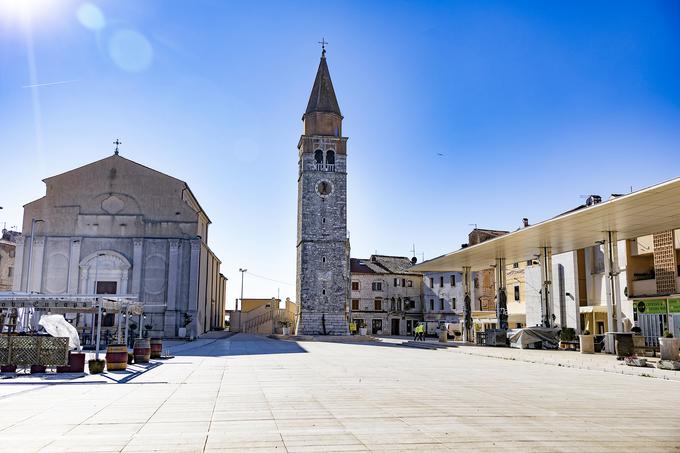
[311,163,335,172]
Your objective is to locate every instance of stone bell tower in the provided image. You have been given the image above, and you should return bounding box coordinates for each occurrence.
[295,46,350,335]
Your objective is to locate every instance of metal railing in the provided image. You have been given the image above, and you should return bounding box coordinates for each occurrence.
[311,163,335,172]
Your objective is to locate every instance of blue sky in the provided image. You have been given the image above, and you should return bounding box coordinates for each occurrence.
[2,1,680,304]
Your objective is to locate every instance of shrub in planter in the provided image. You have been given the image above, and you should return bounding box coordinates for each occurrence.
[631,326,642,335]
[88,359,106,374]
[659,331,680,361]
[560,327,576,342]
[579,329,594,354]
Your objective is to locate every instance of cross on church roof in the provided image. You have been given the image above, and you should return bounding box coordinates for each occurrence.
[318,38,328,57]
[113,139,122,155]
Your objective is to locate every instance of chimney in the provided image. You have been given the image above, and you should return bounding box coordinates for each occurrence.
[522,218,529,228]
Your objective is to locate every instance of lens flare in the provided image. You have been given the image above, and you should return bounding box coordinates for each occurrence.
[76,2,105,31]
[108,29,153,72]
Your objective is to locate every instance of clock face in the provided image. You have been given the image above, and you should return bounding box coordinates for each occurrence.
[316,180,333,197]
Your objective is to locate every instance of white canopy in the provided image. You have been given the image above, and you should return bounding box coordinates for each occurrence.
[412,176,680,272]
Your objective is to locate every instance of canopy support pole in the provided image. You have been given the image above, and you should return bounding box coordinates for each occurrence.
[124,306,130,347]
[462,266,472,342]
[495,258,508,330]
[540,247,553,327]
[604,231,622,344]
[95,300,102,360]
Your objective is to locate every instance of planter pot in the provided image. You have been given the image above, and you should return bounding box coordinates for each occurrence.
[282,327,290,336]
[615,333,635,358]
[133,338,151,363]
[88,359,106,374]
[1,364,17,373]
[579,335,595,354]
[106,344,128,371]
[359,327,367,336]
[633,335,646,354]
[178,327,187,338]
[57,352,86,373]
[150,339,163,359]
[30,365,47,374]
[659,337,680,361]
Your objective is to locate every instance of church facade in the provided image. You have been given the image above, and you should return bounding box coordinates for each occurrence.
[13,153,227,338]
[296,49,350,335]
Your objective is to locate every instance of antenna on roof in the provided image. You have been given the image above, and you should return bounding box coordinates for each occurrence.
[469,223,477,229]
[410,243,416,258]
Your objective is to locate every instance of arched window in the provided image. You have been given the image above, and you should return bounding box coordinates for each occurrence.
[326,150,335,165]
[314,149,323,164]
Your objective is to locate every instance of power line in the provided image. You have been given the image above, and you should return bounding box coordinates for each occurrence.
[246,271,294,286]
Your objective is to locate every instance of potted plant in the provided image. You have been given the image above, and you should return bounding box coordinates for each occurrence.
[357,320,367,336]
[179,313,192,338]
[579,329,594,354]
[143,323,153,338]
[659,330,680,361]
[280,320,291,336]
[88,358,106,374]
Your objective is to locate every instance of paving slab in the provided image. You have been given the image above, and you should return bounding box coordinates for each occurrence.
[0,333,678,452]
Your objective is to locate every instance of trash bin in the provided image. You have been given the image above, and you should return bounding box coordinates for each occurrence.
[614,332,634,358]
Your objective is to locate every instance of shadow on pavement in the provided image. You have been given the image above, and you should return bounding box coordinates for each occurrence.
[170,333,308,357]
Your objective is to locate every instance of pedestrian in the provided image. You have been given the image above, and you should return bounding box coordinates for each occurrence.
[413,323,420,341]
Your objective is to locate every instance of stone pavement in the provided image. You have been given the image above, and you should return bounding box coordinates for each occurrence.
[0,333,679,452]
[378,336,680,381]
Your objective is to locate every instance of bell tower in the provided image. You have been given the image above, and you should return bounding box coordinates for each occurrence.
[296,46,349,335]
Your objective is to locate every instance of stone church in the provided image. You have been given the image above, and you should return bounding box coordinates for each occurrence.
[13,153,227,338]
[296,48,350,335]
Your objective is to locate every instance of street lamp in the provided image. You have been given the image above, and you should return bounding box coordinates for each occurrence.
[238,268,247,312]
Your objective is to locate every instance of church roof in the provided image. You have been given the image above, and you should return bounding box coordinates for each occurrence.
[305,51,341,117]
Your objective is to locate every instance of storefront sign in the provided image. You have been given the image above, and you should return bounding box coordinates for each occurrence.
[668,299,680,313]
[634,299,667,315]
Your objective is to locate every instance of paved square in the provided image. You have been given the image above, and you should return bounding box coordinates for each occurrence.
[1,334,679,452]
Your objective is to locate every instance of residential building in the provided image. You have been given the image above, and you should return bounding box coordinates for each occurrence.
[0,229,21,291]
[349,255,422,336]
[422,271,463,334]
[230,297,299,335]
[12,152,227,338]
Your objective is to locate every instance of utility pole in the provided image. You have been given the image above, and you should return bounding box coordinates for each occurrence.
[238,268,247,332]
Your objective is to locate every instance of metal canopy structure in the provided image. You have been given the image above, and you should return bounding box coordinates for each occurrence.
[412,176,680,272]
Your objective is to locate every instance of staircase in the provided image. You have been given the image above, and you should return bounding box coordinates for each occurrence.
[243,308,295,334]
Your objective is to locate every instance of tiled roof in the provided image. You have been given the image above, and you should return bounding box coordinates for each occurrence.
[350,255,419,275]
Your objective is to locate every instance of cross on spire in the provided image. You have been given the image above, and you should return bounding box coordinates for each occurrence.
[113,138,122,155]
[318,38,328,57]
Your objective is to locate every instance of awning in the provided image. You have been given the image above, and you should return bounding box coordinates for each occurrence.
[579,305,609,314]
[411,176,680,272]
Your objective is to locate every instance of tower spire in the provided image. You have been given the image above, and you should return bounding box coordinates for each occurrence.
[304,43,341,117]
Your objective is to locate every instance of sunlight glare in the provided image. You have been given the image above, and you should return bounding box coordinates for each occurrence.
[0,0,61,20]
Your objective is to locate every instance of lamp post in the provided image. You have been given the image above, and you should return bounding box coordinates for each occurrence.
[90,253,106,346]
[238,268,247,331]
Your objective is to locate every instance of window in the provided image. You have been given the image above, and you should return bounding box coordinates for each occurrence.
[474,277,479,289]
[513,262,519,269]
[439,298,444,310]
[429,277,434,287]
[7,267,13,278]
[397,298,402,311]
[514,285,520,301]
[372,281,382,291]
[351,299,359,310]
[374,298,382,311]
[450,274,456,286]
[322,289,326,295]
[326,150,335,165]
[314,149,323,163]
[452,297,456,309]
[391,299,395,311]
[322,256,326,263]
[322,217,326,224]
[439,276,444,286]
[401,278,406,287]
[527,259,533,266]
[394,278,400,287]
[430,299,434,311]
[351,281,360,291]
[407,280,413,287]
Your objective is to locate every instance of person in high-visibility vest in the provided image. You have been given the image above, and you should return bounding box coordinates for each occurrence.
[413,323,420,341]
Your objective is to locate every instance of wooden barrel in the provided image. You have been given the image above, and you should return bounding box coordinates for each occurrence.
[106,344,128,371]
[133,338,151,363]
[150,339,162,359]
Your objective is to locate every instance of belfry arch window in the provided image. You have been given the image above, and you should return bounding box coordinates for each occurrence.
[325,150,335,165]
[314,149,323,164]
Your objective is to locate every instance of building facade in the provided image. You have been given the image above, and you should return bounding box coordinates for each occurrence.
[0,229,21,291]
[349,255,423,336]
[422,271,463,334]
[13,153,227,338]
[296,48,350,335]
